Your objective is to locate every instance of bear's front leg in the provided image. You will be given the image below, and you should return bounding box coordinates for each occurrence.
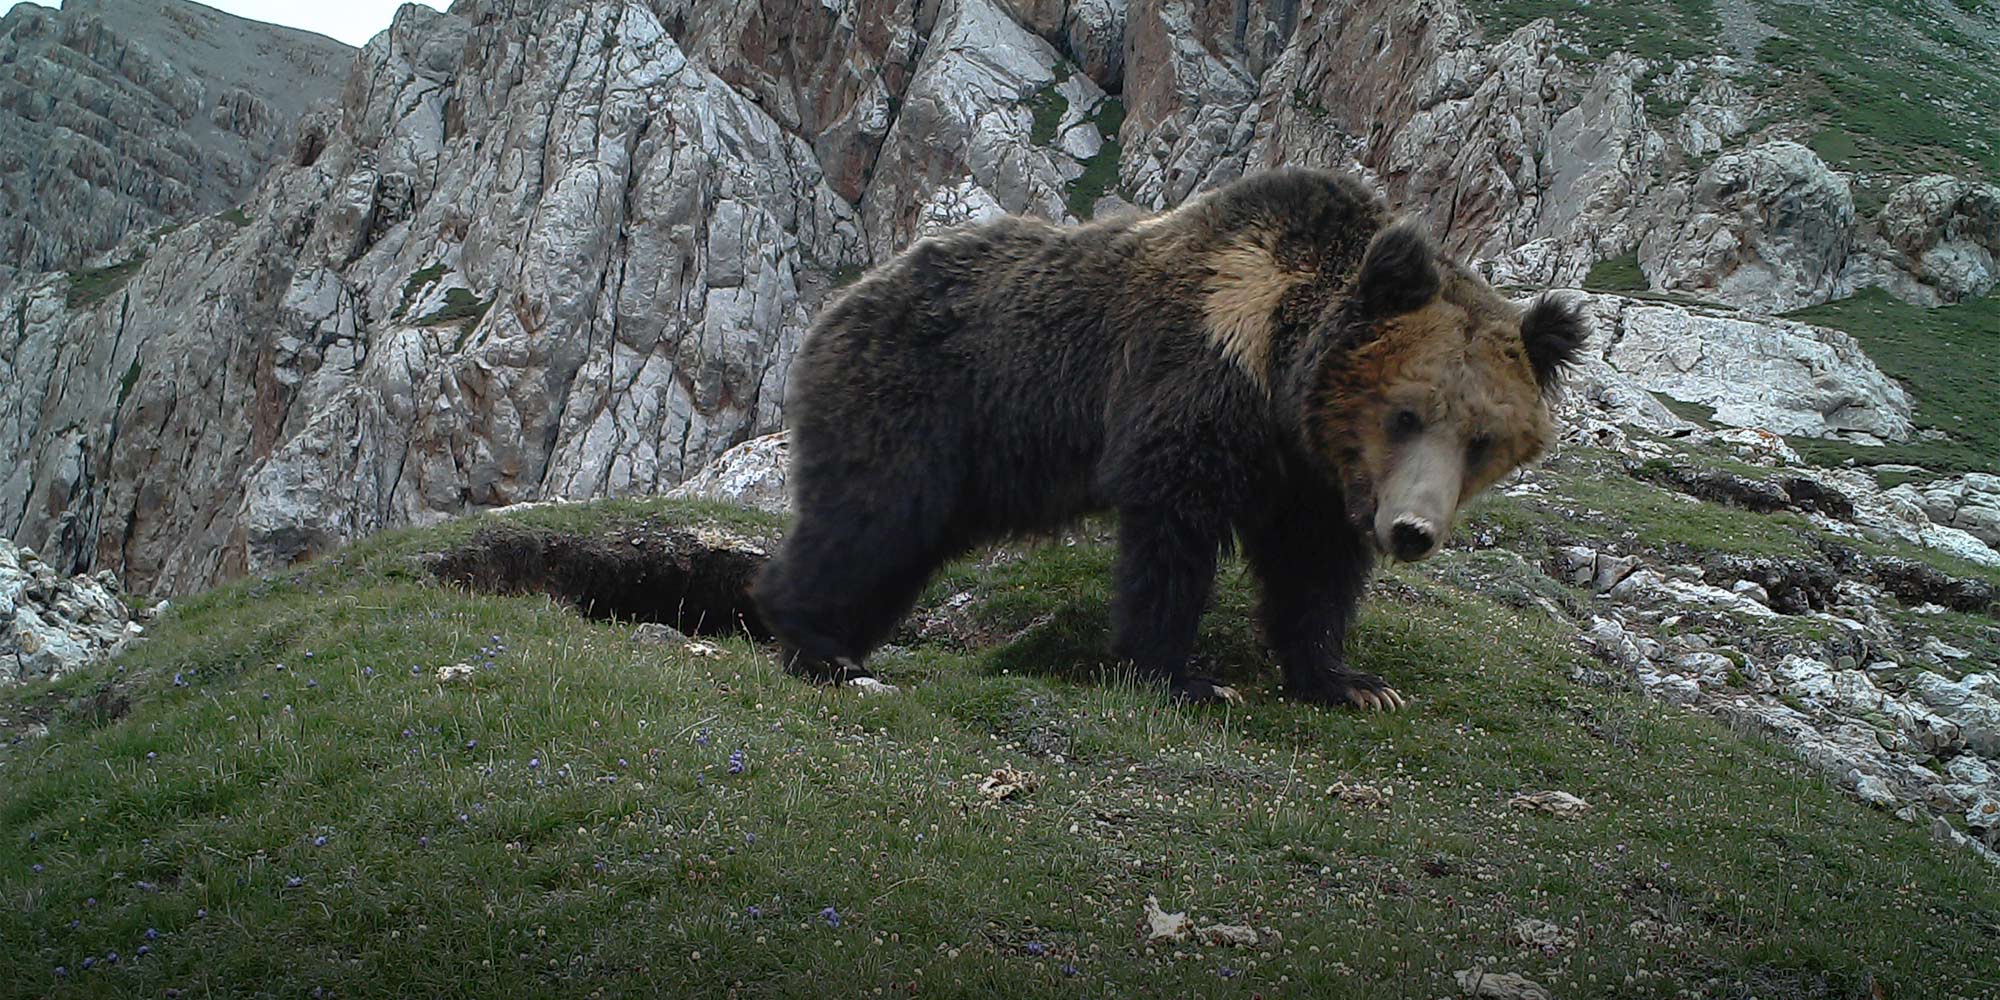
[1110,505,1240,704]
[1239,498,1405,711]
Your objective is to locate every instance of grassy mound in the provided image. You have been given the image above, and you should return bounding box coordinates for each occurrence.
[3,500,1998,998]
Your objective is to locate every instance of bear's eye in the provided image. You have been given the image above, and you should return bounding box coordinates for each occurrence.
[1466,434,1493,465]
[1390,409,1422,436]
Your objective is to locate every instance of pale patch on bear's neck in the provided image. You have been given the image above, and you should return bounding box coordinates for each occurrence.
[1202,239,1303,389]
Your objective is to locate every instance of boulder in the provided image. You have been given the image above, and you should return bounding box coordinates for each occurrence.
[1578,293,1913,441]
[1852,175,2000,305]
[1640,142,1855,312]
[2,536,138,685]
[666,432,793,516]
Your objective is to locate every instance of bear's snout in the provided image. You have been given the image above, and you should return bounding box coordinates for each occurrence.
[1388,515,1439,562]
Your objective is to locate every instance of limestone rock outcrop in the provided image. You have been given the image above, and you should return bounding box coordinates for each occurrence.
[0,0,352,290]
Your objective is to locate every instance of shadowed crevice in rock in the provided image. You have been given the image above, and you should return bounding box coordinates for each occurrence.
[431,523,771,639]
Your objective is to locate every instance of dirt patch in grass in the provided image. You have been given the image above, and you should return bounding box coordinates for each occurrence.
[431,523,771,638]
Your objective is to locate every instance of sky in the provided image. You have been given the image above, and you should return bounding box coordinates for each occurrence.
[0,0,447,47]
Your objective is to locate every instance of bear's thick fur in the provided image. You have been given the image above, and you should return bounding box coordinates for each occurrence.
[751,168,1584,706]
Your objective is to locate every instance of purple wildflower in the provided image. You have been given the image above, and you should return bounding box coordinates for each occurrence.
[81,958,95,970]
[145,928,158,940]
[53,966,66,977]
[697,730,711,746]
[744,832,756,845]
[173,672,187,687]
[1026,941,1046,956]
[313,835,327,847]
[147,751,157,760]
[466,740,478,750]
[728,749,745,775]
[1218,967,1236,979]
[196,908,207,919]
[418,836,429,847]
[286,876,304,888]
[1061,964,1078,977]
[528,757,541,769]
[105,952,118,964]
[306,679,318,689]
[820,906,841,928]
[31,864,42,873]
[362,667,374,678]
[747,905,763,919]
[136,945,150,957]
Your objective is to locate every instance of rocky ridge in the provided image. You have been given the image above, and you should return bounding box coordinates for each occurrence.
[1,536,142,687]
[5,0,1987,599]
[0,0,352,290]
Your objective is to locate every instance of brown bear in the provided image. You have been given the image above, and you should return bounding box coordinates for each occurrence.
[750,168,1584,707]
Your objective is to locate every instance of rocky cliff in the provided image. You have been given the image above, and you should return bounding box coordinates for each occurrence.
[0,0,1994,596]
[0,0,352,290]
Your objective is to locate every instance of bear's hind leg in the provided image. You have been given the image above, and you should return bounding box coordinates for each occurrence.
[1110,505,1238,704]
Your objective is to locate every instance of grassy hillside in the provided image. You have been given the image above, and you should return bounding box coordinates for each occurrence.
[4,499,1999,998]
[1479,0,2000,179]
[1783,289,2000,474]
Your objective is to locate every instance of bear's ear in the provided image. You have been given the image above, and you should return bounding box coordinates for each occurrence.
[1521,294,1587,392]
[1356,219,1440,317]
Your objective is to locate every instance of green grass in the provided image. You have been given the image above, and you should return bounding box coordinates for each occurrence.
[830,263,866,289]
[1023,67,1073,148]
[1477,0,1720,61]
[65,258,146,310]
[399,264,448,315]
[115,358,142,411]
[1464,450,1822,564]
[1475,2,2000,179]
[4,502,1998,997]
[416,287,493,332]
[1583,253,1648,294]
[1782,288,2000,474]
[1754,9,2000,177]
[1065,99,1125,220]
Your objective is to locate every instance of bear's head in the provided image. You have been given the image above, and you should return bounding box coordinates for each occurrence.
[1310,221,1586,562]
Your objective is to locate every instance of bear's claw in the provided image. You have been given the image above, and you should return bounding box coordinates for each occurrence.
[1292,670,1406,711]
[1173,676,1243,705]
[1346,686,1405,711]
[784,650,874,686]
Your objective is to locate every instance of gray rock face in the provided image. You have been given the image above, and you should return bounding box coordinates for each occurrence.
[1853,175,2000,305]
[0,0,353,289]
[860,0,1113,256]
[1910,475,2000,549]
[665,432,792,517]
[1640,142,1856,312]
[0,0,1990,602]
[1,1,862,593]
[1811,470,2000,569]
[1574,293,1914,442]
[998,0,1126,88]
[2,535,139,685]
[1228,2,1664,290]
[668,0,921,202]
